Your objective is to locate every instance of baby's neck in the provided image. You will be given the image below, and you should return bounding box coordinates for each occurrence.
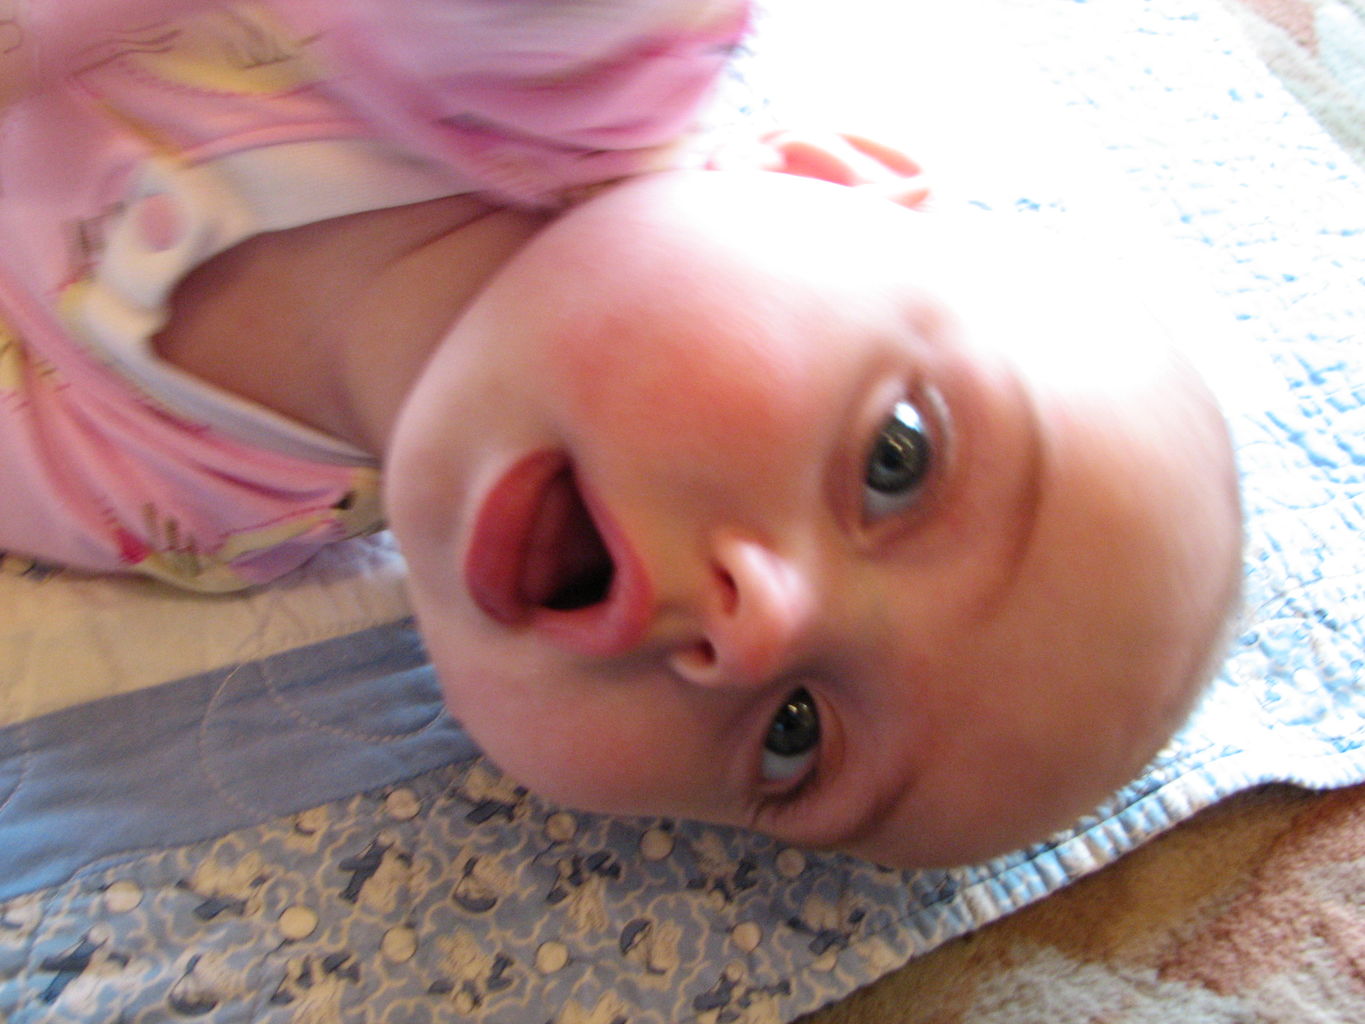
[153,194,551,455]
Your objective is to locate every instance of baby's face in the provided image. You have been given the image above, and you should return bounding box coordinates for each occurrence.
[386,171,1241,867]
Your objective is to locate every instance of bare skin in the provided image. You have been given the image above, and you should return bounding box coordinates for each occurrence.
[156,193,551,450]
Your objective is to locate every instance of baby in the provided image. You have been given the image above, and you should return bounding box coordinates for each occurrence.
[382,173,1244,868]
[0,0,1242,867]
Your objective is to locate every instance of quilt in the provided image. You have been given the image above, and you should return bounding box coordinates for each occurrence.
[1,1,1363,1022]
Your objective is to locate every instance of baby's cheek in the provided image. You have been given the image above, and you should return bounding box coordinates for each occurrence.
[550,320,817,466]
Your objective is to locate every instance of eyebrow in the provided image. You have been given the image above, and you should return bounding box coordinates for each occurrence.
[967,384,1047,624]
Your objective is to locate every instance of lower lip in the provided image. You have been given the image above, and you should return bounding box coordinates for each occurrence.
[463,450,654,658]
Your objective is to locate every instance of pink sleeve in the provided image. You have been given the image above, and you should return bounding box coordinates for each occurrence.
[273,0,753,205]
[16,0,749,205]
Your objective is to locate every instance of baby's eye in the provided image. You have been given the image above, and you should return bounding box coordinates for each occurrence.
[761,688,820,783]
[863,400,931,520]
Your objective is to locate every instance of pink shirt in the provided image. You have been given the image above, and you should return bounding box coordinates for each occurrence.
[0,0,747,591]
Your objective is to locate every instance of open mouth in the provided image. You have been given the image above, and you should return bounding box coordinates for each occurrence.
[520,464,614,611]
[463,451,651,656]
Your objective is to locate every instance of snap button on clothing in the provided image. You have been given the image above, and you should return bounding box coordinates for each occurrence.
[135,193,183,252]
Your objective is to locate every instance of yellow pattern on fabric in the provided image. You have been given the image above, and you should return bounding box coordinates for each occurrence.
[0,325,21,394]
[125,467,384,593]
[121,5,325,96]
[0,317,58,396]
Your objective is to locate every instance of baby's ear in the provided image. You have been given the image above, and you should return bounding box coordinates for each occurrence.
[708,130,930,209]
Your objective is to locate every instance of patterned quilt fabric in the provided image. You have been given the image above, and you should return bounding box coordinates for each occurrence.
[0,0,1363,1021]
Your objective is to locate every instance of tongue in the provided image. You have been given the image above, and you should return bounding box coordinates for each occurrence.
[520,468,613,610]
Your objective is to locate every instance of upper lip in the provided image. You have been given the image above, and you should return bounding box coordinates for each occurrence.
[463,450,654,657]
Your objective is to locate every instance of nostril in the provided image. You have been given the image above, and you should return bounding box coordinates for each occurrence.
[714,562,739,616]
[671,639,719,679]
[685,534,814,689]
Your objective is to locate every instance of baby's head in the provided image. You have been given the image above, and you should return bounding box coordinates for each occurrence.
[386,169,1242,867]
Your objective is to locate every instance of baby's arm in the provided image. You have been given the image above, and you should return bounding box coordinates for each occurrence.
[278,0,754,207]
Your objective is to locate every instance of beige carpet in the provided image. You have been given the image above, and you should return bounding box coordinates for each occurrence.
[1216,0,1365,165]
[800,785,1365,1022]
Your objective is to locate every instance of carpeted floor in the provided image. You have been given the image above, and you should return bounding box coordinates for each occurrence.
[1217,0,1365,165]
[801,785,1365,1023]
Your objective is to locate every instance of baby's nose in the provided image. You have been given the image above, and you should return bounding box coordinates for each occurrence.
[667,533,816,689]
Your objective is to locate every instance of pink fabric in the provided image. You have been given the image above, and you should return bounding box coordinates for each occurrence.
[22,0,750,205]
[0,270,374,591]
[281,0,751,203]
[0,0,746,590]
